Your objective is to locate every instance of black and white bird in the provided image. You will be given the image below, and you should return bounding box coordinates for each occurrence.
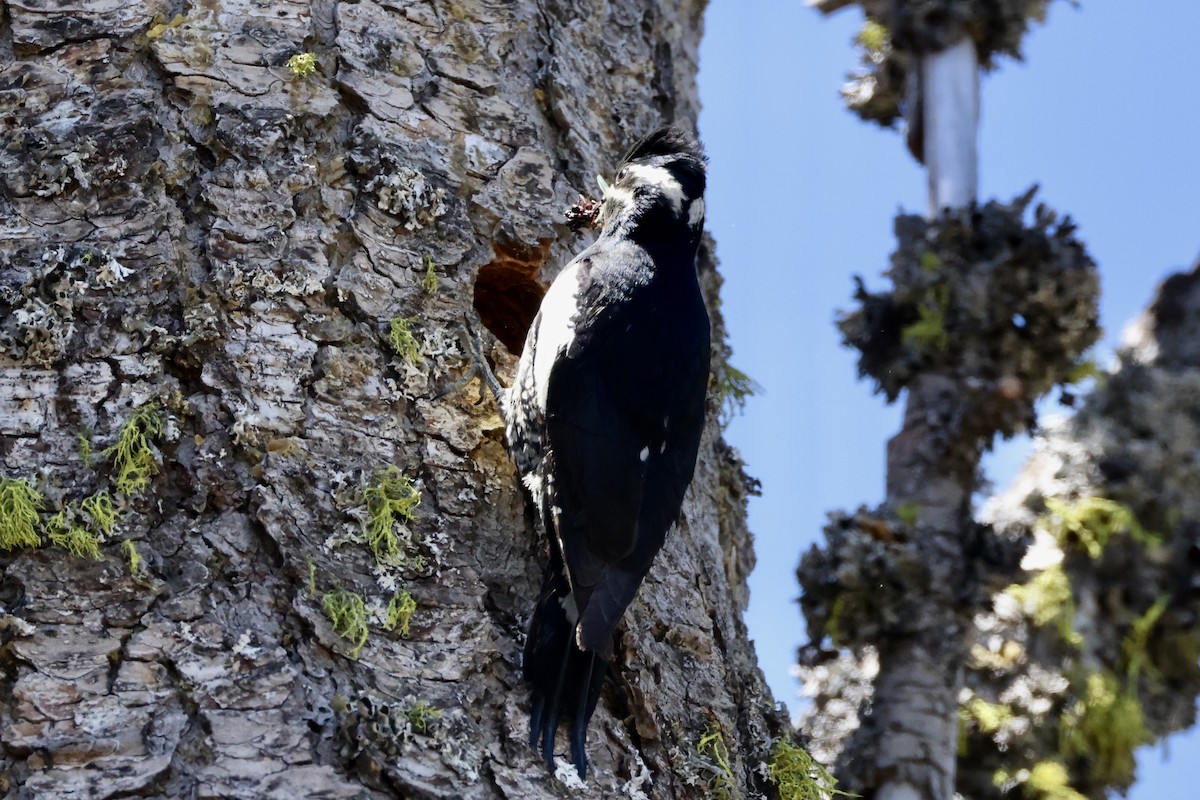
[505,127,711,778]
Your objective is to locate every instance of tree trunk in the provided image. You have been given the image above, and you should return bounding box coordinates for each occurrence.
[866,36,980,800]
[0,2,781,797]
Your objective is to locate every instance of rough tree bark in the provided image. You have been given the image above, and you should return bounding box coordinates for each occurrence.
[0,2,784,797]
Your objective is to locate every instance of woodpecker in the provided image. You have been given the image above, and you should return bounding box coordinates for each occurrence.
[504,127,711,778]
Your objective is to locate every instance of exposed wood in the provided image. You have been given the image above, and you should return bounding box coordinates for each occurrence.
[921,39,980,214]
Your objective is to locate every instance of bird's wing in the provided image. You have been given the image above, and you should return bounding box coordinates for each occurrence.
[545,346,647,573]
[543,278,709,651]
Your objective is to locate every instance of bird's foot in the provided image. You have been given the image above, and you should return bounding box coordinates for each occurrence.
[436,314,504,403]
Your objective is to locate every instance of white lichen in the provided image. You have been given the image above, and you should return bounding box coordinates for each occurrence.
[623,747,654,799]
[232,630,263,659]
[0,611,36,637]
[367,167,447,231]
[94,253,133,286]
[33,149,93,196]
[553,757,588,790]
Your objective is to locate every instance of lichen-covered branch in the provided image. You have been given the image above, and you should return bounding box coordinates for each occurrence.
[957,260,1200,799]
[798,192,1099,798]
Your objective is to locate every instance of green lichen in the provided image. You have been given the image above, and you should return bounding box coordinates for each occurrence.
[1006,563,1082,647]
[287,52,318,78]
[1122,595,1169,684]
[1043,496,1158,559]
[122,539,142,573]
[995,761,1087,800]
[1060,671,1151,787]
[307,557,317,594]
[823,595,846,646]
[322,589,369,658]
[405,700,442,735]
[963,696,1015,735]
[697,722,737,800]
[902,284,950,350]
[78,431,94,464]
[0,477,44,551]
[81,491,116,535]
[969,639,1025,672]
[47,509,103,560]
[421,253,439,294]
[387,316,422,364]
[895,501,921,527]
[43,491,117,561]
[105,402,164,496]
[1064,357,1102,385]
[385,589,417,637]
[855,19,889,56]
[902,303,948,350]
[362,466,421,565]
[1025,761,1088,800]
[718,362,761,427]
[768,738,851,800]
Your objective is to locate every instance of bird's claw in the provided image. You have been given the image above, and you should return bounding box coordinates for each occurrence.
[435,315,504,402]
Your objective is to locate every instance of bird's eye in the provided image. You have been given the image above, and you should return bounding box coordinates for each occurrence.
[616,168,628,182]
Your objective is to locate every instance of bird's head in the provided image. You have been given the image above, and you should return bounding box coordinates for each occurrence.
[596,127,707,239]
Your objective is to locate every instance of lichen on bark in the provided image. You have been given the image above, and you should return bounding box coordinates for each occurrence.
[840,188,1100,456]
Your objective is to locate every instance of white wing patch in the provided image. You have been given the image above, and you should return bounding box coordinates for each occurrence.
[531,260,583,410]
[624,163,685,213]
[687,197,705,228]
[522,471,543,499]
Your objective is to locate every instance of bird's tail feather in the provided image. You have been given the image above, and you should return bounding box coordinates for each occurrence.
[524,557,607,778]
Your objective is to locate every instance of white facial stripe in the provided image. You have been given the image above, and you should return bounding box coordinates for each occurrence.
[623,163,685,213]
[687,197,705,228]
[531,261,582,410]
[604,185,635,216]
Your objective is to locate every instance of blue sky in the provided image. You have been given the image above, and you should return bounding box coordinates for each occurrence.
[697,2,1200,796]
